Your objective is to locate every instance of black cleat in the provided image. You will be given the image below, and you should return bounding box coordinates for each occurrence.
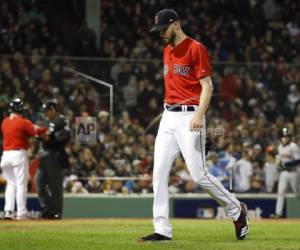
[40,209,61,220]
[40,209,52,219]
[233,202,250,240]
[4,211,14,220]
[138,233,171,242]
[50,213,62,220]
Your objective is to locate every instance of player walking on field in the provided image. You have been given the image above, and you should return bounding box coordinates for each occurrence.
[0,98,47,220]
[139,9,249,242]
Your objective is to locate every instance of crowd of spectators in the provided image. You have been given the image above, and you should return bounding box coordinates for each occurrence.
[100,0,300,63]
[0,0,300,194]
[0,0,66,56]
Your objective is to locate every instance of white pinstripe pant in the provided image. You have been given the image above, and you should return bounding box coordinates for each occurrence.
[275,170,299,216]
[0,150,29,218]
[153,109,241,238]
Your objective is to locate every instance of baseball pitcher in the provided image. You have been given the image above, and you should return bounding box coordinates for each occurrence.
[138,9,249,242]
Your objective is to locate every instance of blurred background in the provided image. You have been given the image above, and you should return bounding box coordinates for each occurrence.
[0,0,299,202]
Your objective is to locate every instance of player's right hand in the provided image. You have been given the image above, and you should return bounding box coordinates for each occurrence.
[189,114,204,132]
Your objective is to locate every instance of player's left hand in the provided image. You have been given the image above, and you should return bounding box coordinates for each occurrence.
[189,114,204,132]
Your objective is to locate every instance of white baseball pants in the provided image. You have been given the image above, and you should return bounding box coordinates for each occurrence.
[153,109,241,238]
[0,150,29,218]
[275,170,299,216]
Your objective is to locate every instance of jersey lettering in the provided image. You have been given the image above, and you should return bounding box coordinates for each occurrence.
[173,64,190,76]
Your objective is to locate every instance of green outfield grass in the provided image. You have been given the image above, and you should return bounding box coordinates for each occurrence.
[0,219,300,250]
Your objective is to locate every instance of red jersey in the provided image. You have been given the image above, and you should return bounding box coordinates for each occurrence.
[163,37,212,105]
[1,114,47,150]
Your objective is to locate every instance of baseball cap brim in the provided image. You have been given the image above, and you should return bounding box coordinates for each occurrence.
[149,24,170,32]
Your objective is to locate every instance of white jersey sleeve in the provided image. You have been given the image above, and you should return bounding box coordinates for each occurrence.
[291,142,300,160]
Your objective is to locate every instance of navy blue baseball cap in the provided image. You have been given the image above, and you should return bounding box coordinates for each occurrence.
[42,99,58,112]
[150,9,179,32]
[279,127,291,138]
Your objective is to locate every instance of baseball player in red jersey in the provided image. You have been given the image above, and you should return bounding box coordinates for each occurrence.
[0,98,47,220]
[139,9,249,242]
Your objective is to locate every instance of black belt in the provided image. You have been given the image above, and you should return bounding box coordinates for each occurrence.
[165,105,196,112]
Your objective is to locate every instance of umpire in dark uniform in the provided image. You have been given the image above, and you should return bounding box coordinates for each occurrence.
[36,100,70,219]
